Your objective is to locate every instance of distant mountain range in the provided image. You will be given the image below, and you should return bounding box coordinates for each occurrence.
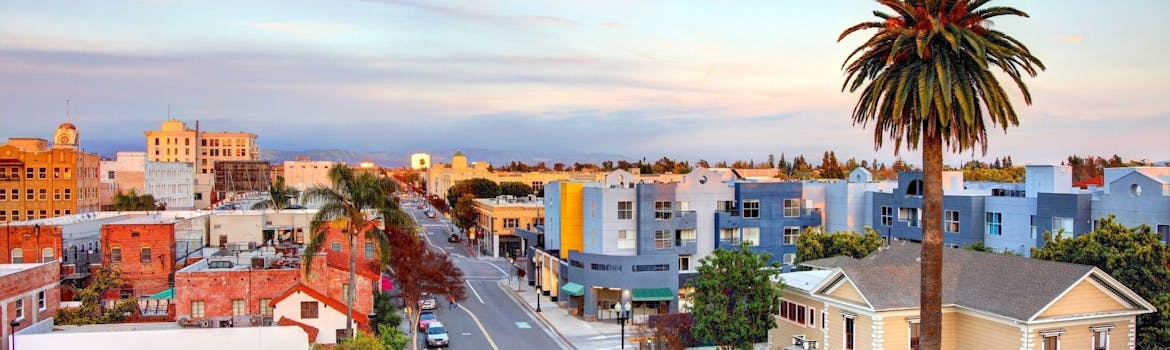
[259,148,632,168]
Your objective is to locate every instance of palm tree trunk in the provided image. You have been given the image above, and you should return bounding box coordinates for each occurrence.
[920,131,944,350]
[347,230,356,340]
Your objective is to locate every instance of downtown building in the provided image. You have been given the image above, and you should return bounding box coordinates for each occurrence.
[0,123,101,223]
[143,119,259,209]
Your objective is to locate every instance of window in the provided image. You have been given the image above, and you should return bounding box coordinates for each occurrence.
[38,167,46,179]
[986,212,1002,235]
[783,227,801,245]
[784,199,801,217]
[0,189,6,201]
[778,300,809,325]
[64,188,71,199]
[1159,225,1170,243]
[718,200,735,212]
[821,310,828,330]
[783,253,795,265]
[678,229,696,244]
[944,210,960,233]
[1053,217,1074,237]
[232,299,246,316]
[906,179,923,196]
[331,242,342,252]
[676,201,690,211]
[654,230,673,249]
[618,230,635,249]
[191,301,205,319]
[742,227,760,246]
[909,320,921,350]
[742,200,760,218]
[364,242,375,259]
[0,211,5,222]
[300,301,319,318]
[42,248,53,262]
[38,290,46,310]
[38,189,47,201]
[844,315,856,350]
[617,201,633,220]
[881,206,893,226]
[53,189,61,200]
[111,247,122,263]
[720,228,737,243]
[15,299,24,319]
[26,189,34,200]
[140,247,152,263]
[1042,334,1060,350]
[1092,328,1109,350]
[899,207,920,227]
[654,201,672,220]
[678,255,691,271]
[503,218,519,228]
[259,298,273,317]
[11,248,22,263]
[1030,215,1038,240]
[25,168,33,179]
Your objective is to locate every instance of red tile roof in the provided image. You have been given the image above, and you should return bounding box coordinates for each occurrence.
[270,283,370,327]
[277,316,319,343]
[1073,175,1104,189]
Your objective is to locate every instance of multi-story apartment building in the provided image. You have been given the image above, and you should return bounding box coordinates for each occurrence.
[282,157,336,191]
[144,119,258,208]
[145,161,195,210]
[473,195,544,258]
[715,181,823,270]
[0,123,101,223]
[1094,167,1170,242]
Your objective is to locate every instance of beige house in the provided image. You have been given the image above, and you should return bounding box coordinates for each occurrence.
[772,242,1155,350]
[473,195,544,258]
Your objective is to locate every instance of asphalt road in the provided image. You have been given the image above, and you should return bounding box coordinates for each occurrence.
[404,200,565,350]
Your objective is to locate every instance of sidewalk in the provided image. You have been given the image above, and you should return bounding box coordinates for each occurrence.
[497,280,632,350]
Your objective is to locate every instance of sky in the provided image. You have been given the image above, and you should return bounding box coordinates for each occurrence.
[1,0,1168,165]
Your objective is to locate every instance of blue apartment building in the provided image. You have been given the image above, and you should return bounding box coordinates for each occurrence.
[714,181,823,270]
[869,171,988,247]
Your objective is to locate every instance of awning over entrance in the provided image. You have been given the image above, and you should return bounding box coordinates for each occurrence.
[561,282,585,296]
[632,288,673,301]
[145,288,174,300]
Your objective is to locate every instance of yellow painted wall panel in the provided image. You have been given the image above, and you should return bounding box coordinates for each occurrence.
[560,182,583,259]
[1039,279,1129,318]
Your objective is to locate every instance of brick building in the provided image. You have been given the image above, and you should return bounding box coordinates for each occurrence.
[0,122,101,224]
[1,261,61,350]
[0,224,62,264]
[100,218,176,297]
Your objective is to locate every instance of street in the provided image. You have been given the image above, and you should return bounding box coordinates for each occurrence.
[404,201,566,350]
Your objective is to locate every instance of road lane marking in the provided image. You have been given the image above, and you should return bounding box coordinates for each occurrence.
[456,304,499,350]
[487,262,509,278]
[466,280,484,304]
[515,322,531,329]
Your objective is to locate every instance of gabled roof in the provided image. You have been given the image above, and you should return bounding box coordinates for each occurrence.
[818,241,1153,321]
[270,283,370,326]
[277,316,319,342]
[799,255,860,270]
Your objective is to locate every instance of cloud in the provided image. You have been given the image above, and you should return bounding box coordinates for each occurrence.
[601,21,626,28]
[241,21,356,40]
[368,0,578,27]
[1059,35,1083,43]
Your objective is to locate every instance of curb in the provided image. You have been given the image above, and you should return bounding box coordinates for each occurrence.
[496,280,577,350]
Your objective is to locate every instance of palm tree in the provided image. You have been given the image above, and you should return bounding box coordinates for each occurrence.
[112,189,159,211]
[839,1,1043,349]
[302,166,413,339]
[250,175,299,211]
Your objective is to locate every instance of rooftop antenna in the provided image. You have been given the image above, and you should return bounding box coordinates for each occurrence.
[65,99,71,122]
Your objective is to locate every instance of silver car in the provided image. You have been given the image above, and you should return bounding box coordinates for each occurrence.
[425,321,449,348]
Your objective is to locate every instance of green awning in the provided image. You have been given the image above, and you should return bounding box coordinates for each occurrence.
[632,288,674,301]
[561,282,585,296]
[145,288,174,300]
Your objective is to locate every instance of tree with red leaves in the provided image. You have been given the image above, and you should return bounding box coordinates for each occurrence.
[384,227,466,346]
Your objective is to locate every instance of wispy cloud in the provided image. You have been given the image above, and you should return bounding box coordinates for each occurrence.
[240,21,356,40]
[368,0,578,27]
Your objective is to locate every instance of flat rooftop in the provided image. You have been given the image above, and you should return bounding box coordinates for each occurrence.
[51,322,181,334]
[179,246,302,272]
[0,262,49,278]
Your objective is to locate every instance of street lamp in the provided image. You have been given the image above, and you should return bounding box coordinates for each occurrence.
[618,290,632,349]
[10,319,20,350]
[535,259,542,312]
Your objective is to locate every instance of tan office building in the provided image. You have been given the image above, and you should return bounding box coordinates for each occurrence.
[143,119,259,175]
[0,123,101,223]
[473,195,545,258]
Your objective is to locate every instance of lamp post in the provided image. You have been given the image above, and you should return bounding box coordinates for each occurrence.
[10,319,20,350]
[618,290,632,349]
[535,259,542,312]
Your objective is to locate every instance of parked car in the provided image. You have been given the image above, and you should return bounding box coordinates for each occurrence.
[447,234,461,243]
[419,293,437,310]
[425,321,449,348]
[418,310,437,331]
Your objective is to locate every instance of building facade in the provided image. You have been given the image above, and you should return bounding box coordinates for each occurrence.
[100,218,177,297]
[1094,167,1170,242]
[144,119,259,175]
[425,151,597,201]
[282,157,336,191]
[715,181,823,270]
[145,161,195,210]
[0,123,101,223]
[1,261,61,350]
[410,153,431,170]
[473,195,544,258]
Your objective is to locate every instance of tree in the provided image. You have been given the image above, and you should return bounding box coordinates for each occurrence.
[251,175,299,210]
[111,189,160,211]
[1032,216,1170,347]
[794,228,884,269]
[56,266,139,325]
[688,244,783,350]
[499,181,534,197]
[302,166,414,340]
[645,313,697,350]
[377,324,409,350]
[451,193,478,233]
[323,331,387,350]
[371,291,402,330]
[385,227,466,347]
[446,178,500,208]
[840,2,1044,348]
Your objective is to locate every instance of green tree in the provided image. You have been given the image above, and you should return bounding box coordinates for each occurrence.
[451,193,478,233]
[840,2,1043,348]
[251,175,299,210]
[794,228,884,269]
[446,178,500,208]
[111,189,160,211]
[323,330,387,350]
[371,291,402,330]
[499,181,534,197]
[377,324,409,350]
[302,166,414,340]
[1031,216,1170,347]
[688,244,783,350]
[56,266,139,325]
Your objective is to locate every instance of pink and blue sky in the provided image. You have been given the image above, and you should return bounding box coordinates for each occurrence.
[1,0,1167,164]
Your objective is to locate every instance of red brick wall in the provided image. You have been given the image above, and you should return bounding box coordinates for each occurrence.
[174,266,300,321]
[101,223,175,296]
[0,224,63,264]
[2,261,61,341]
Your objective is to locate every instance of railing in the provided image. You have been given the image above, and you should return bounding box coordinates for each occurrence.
[792,336,818,350]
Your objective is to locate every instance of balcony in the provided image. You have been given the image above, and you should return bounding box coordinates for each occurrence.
[785,336,818,350]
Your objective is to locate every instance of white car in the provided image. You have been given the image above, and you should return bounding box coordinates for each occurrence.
[419,293,437,310]
[425,321,449,348]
